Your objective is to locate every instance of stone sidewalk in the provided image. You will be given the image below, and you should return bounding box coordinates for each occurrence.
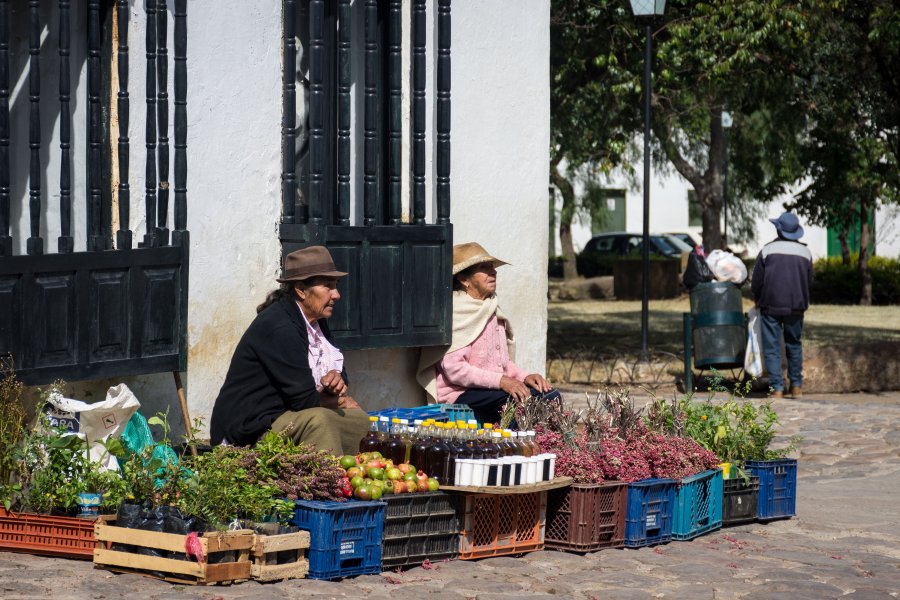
[2,392,899,599]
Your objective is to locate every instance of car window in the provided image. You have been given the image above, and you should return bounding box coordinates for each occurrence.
[626,236,642,254]
[663,234,693,253]
[586,236,616,253]
[651,236,678,255]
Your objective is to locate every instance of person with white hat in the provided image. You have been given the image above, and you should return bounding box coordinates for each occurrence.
[210,246,370,453]
[417,242,558,424]
[751,212,813,399]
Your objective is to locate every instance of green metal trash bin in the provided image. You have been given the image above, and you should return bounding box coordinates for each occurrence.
[687,282,745,369]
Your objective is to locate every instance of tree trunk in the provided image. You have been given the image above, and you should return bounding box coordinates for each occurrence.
[838,228,850,266]
[699,189,723,250]
[551,163,579,280]
[859,196,872,305]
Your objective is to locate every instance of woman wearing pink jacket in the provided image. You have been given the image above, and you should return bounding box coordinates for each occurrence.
[417,242,558,425]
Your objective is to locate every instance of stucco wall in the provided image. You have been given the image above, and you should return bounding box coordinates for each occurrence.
[9,1,552,433]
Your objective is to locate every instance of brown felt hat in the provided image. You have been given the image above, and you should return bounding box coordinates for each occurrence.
[277,246,348,283]
[452,242,509,276]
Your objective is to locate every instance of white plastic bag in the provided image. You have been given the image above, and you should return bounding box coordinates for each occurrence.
[744,308,764,377]
[43,383,141,470]
[706,249,748,284]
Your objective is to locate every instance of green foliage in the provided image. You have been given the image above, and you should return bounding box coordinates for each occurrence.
[0,357,26,510]
[120,410,194,507]
[645,376,800,465]
[179,445,291,529]
[812,255,900,304]
[21,408,129,515]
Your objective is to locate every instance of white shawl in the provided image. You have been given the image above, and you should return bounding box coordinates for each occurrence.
[416,290,515,404]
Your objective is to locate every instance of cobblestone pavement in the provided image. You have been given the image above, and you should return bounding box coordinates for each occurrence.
[2,392,899,600]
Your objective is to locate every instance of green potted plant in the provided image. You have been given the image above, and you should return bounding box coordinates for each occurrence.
[0,357,27,512]
[645,376,801,524]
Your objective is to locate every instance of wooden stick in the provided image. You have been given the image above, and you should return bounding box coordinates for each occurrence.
[173,371,197,457]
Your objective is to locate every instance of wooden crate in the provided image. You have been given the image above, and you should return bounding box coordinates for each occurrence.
[251,530,310,581]
[93,516,254,585]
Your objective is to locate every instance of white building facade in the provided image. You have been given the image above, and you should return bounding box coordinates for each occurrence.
[3,1,551,435]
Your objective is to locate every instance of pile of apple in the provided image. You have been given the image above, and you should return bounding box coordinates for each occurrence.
[340,451,439,500]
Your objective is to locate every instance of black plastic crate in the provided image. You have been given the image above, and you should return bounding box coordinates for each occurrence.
[381,492,459,569]
[722,476,760,526]
[382,532,458,569]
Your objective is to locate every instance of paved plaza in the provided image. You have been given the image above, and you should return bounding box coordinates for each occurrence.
[1,392,898,599]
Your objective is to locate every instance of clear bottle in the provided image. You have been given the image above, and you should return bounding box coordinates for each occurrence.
[425,422,451,484]
[359,415,382,453]
[518,431,534,457]
[512,431,528,456]
[481,430,501,459]
[377,416,391,449]
[385,418,407,464]
[410,420,432,470]
[454,421,473,459]
[466,423,483,460]
[445,422,460,485]
[526,430,542,456]
[500,430,515,456]
[399,419,413,463]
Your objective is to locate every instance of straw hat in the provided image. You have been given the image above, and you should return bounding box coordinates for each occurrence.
[277,246,348,282]
[452,242,509,275]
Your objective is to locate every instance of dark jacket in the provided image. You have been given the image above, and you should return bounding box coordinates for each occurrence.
[210,294,345,445]
[751,238,813,316]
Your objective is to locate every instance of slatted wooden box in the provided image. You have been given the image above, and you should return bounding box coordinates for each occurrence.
[250,529,310,581]
[93,516,255,585]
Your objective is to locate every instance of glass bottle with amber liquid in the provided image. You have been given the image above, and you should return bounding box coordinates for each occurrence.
[425,422,451,484]
[358,415,382,454]
[466,423,483,459]
[386,418,407,464]
[409,420,433,471]
[479,427,500,459]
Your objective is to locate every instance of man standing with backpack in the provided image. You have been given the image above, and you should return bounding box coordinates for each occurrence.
[751,212,813,399]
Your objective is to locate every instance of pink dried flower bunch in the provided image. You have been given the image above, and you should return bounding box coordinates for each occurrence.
[536,422,720,484]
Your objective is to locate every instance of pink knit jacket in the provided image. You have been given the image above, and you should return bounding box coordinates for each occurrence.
[435,313,529,404]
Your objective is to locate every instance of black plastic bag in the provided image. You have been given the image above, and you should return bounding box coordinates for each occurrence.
[111,502,143,552]
[276,525,300,565]
[683,250,714,290]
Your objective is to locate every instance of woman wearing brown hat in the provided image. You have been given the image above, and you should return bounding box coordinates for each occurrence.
[210,246,370,454]
[417,242,557,425]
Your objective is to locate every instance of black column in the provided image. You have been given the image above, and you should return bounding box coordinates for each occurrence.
[156,0,169,245]
[363,0,377,226]
[116,0,132,249]
[0,0,9,256]
[142,0,158,247]
[436,0,451,225]
[172,0,187,246]
[27,0,42,256]
[411,0,425,225]
[307,0,324,225]
[336,0,350,226]
[58,0,73,253]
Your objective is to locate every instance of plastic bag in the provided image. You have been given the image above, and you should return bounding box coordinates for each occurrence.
[43,383,140,470]
[682,250,715,289]
[706,249,748,284]
[744,308,764,377]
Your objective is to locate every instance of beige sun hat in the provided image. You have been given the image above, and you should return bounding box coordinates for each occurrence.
[452,242,510,275]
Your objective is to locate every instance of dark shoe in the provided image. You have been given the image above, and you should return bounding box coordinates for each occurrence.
[790,386,802,399]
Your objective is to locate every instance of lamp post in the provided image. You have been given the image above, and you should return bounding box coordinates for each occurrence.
[721,110,732,247]
[629,0,666,363]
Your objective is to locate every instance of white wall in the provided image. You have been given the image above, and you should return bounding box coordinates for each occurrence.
[10,1,552,433]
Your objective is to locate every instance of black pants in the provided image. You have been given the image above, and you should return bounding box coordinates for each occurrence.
[455,387,561,426]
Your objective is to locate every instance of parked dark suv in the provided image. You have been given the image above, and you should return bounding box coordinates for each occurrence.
[576,232,691,277]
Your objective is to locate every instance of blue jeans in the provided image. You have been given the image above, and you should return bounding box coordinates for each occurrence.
[760,312,804,392]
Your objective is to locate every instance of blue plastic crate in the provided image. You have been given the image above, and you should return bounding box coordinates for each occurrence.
[672,469,723,540]
[290,499,385,580]
[746,459,797,520]
[624,478,676,548]
[368,404,477,425]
